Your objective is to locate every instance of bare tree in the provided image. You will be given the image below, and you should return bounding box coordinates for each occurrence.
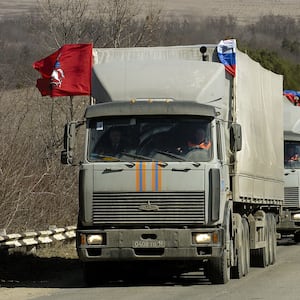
[37,0,93,48]
[0,88,84,232]
[36,0,162,49]
[89,0,162,47]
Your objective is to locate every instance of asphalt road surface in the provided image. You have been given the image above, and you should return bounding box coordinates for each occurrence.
[1,238,299,300]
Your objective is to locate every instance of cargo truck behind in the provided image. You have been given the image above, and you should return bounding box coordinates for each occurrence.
[277,94,300,242]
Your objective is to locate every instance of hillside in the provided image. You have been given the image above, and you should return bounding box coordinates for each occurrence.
[1,0,300,233]
[161,0,300,25]
[1,0,300,24]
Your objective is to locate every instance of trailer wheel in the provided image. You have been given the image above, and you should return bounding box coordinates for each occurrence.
[251,211,269,268]
[242,217,250,275]
[272,215,277,263]
[251,247,267,267]
[206,249,230,284]
[267,214,276,265]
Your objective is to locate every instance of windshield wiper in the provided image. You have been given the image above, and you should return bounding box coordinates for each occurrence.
[121,152,154,161]
[154,149,188,161]
[155,150,201,167]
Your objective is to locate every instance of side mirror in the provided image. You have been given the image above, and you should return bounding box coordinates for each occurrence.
[61,121,79,165]
[230,123,242,152]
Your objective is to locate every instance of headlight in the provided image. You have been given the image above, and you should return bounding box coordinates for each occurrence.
[292,213,300,220]
[193,233,211,244]
[86,234,105,245]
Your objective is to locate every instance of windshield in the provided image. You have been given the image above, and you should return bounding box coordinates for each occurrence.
[284,141,300,168]
[87,116,213,162]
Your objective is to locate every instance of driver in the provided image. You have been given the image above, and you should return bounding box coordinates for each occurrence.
[187,128,211,150]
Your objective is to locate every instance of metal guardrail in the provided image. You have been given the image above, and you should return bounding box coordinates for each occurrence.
[0,226,76,250]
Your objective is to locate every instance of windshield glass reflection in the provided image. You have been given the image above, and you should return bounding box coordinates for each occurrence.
[88,116,213,162]
[285,141,300,169]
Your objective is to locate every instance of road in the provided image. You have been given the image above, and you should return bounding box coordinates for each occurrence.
[0,238,299,300]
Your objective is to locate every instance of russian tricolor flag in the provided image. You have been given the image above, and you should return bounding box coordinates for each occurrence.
[283,90,300,105]
[217,39,236,77]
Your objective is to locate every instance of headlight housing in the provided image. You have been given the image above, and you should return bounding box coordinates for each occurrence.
[86,234,105,245]
[292,213,300,221]
[193,233,212,244]
[192,232,219,244]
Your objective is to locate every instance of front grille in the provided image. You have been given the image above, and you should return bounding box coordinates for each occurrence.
[284,187,300,207]
[92,192,205,225]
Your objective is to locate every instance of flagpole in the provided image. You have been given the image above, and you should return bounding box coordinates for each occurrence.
[69,96,74,121]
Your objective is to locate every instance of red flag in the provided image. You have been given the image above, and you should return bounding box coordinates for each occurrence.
[33,44,93,97]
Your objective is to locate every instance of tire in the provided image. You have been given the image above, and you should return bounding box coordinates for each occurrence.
[266,214,273,265]
[206,250,230,284]
[250,211,269,268]
[231,215,245,279]
[230,246,244,279]
[294,232,300,243]
[272,216,277,264]
[83,262,114,287]
[265,217,270,267]
[267,214,276,265]
[251,247,267,268]
[83,262,99,287]
[242,217,250,275]
[206,208,231,284]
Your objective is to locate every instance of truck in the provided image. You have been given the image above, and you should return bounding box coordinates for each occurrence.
[277,93,300,242]
[61,41,284,285]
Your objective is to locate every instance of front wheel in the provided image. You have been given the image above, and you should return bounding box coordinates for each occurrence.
[83,262,100,287]
[205,250,230,284]
[294,231,300,243]
[230,215,245,279]
[83,262,116,286]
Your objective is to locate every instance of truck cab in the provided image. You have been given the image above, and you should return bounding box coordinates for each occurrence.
[278,96,300,242]
[74,99,236,283]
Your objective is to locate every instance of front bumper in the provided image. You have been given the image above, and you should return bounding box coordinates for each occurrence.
[277,210,300,234]
[76,228,223,262]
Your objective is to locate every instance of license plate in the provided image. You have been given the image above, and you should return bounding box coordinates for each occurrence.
[133,240,165,248]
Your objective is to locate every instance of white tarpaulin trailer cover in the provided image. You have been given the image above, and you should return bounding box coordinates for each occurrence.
[91,44,283,204]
